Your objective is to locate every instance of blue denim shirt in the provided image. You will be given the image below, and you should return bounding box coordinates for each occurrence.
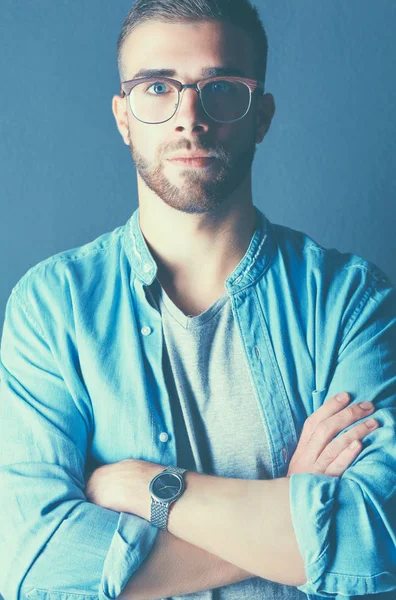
[0,206,395,600]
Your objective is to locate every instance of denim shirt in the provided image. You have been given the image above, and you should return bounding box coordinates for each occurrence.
[0,206,395,600]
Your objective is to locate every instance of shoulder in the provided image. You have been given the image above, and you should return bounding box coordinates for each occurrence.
[10,223,126,327]
[269,221,395,337]
[272,220,393,296]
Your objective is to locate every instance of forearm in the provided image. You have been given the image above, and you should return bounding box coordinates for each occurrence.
[118,528,254,600]
[124,464,306,587]
[165,472,305,586]
[87,460,306,592]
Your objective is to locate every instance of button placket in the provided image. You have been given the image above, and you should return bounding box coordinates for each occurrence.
[135,278,177,462]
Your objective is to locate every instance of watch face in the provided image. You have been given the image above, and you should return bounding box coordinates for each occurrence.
[151,472,182,501]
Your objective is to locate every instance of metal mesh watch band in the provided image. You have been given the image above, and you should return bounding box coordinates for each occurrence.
[150,466,187,530]
[150,498,170,530]
[165,465,187,476]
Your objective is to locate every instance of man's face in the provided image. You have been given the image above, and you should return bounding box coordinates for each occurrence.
[114,19,273,214]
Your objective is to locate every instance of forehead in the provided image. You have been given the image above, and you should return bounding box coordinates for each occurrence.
[121,19,255,80]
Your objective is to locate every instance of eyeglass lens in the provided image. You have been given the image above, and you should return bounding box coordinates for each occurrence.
[129,78,251,124]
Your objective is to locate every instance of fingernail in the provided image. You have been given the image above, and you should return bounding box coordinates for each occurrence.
[365,419,377,428]
[337,393,349,403]
[359,402,373,410]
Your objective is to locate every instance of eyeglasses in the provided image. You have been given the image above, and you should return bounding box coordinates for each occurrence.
[120,76,264,125]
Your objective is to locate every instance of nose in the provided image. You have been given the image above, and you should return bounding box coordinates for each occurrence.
[172,85,210,133]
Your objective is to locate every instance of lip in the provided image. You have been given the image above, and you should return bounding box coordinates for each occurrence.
[167,157,217,168]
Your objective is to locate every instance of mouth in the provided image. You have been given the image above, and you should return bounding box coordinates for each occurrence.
[167,157,217,168]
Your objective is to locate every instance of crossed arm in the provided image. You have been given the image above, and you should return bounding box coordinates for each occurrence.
[118,528,254,600]
[86,391,382,600]
[86,459,307,599]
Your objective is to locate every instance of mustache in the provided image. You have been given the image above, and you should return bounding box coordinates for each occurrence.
[162,142,230,162]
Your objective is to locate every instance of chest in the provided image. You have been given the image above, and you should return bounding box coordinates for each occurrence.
[77,283,325,477]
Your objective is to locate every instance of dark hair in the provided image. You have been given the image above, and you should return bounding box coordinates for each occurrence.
[117,0,268,86]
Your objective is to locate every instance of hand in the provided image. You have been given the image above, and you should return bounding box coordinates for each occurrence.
[85,461,132,513]
[85,458,164,516]
[287,392,379,477]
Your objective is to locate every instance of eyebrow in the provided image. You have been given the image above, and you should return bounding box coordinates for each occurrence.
[130,66,247,80]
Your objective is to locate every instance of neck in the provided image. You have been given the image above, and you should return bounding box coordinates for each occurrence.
[138,186,257,293]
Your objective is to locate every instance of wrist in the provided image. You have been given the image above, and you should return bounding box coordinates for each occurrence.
[121,459,165,519]
[149,465,188,531]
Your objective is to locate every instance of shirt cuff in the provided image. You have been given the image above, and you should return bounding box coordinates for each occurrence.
[289,472,396,597]
[99,511,159,600]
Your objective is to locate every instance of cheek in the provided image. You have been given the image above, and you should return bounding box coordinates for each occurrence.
[219,115,256,144]
[226,124,256,154]
[129,126,161,157]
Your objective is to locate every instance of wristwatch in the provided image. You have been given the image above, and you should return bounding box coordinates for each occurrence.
[149,465,187,531]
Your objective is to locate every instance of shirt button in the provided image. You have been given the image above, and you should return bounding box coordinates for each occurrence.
[143,263,152,273]
[159,432,169,443]
[141,326,152,336]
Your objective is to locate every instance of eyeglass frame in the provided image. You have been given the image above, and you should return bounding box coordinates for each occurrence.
[119,75,265,124]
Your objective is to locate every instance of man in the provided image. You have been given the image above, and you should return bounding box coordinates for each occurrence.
[0,1,395,599]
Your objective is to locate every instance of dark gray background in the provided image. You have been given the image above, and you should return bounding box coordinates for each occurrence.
[1,0,395,335]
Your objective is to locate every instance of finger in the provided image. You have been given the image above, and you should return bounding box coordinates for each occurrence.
[323,400,376,441]
[316,418,380,473]
[296,392,354,464]
[307,399,375,455]
[324,439,363,477]
[302,392,352,441]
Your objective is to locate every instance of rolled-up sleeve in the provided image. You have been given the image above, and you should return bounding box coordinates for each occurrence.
[289,271,396,597]
[0,287,159,600]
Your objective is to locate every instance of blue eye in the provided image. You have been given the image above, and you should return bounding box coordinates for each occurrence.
[147,81,169,95]
[207,80,233,94]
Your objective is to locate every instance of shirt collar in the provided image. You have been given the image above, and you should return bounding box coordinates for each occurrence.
[122,205,276,291]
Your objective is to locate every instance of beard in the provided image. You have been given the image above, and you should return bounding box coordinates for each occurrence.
[127,129,257,215]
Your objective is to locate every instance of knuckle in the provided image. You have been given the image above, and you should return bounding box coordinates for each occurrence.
[325,465,343,478]
[343,435,356,446]
[303,415,316,434]
[343,405,355,419]
[321,444,337,462]
[339,428,356,442]
[350,439,361,449]
[353,423,368,436]
[304,413,315,427]
[315,421,329,437]
[310,463,323,475]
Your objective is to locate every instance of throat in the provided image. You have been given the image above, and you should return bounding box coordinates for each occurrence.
[158,277,227,317]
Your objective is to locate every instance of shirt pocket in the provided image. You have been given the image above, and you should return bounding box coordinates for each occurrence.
[26,589,98,600]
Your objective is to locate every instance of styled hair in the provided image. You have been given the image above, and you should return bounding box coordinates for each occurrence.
[117,0,268,86]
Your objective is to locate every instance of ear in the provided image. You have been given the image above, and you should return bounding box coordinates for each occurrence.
[112,95,130,146]
[255,93,275,144]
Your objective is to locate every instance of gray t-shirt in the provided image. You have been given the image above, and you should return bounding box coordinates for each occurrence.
[145,276,306,600]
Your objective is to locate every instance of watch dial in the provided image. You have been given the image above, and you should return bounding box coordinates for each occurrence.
[152,473,182,500]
